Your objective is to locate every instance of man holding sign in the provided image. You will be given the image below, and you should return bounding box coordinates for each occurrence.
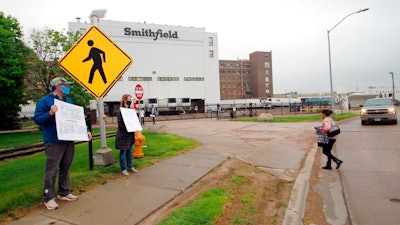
[34,77,92,210]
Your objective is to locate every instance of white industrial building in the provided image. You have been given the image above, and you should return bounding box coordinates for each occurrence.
[68,20,220,114]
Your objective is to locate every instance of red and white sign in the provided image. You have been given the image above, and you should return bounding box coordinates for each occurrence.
[134,84,144,100]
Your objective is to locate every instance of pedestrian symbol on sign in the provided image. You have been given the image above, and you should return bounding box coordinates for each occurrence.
[82,40,107,84]
[59,25,133,99]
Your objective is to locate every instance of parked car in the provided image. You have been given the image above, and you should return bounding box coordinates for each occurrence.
[360,98,397,125]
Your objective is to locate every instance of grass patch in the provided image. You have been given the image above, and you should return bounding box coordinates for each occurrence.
[157,187,228,225]
[0,131,44,149]
[232,112,358,123]
[20,121,36,128]
[158,164,274,225]
[0,127,117,149]
[230,175,248,184]
[0,130,199,221]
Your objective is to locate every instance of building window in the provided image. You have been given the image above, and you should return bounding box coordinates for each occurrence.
[209,50,214,58]
[209,37,213,46]
[265,62,270,69]
[128,77,152,81]
[157,77,179,81]
[184,77,204,81]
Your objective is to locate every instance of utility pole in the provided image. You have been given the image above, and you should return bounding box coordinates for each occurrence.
[389,72,395,101]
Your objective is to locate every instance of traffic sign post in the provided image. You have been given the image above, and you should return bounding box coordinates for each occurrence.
[134,84,144,112]
[135,84,144,100]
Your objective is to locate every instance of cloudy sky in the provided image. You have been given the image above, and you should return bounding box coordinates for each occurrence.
[1,0,399,94]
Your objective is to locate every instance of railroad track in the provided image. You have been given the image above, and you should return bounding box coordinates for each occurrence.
[0,131,116,160]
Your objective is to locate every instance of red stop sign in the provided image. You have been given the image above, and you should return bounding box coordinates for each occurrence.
[134,84,144,100]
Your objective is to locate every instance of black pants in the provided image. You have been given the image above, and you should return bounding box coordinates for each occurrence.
[322,139,338,166]
[44,142,75,202]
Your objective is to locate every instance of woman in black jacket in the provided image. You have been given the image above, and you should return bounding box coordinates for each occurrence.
[115,94,138,176]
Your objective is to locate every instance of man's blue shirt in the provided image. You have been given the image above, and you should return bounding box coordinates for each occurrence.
[34,93,73,143]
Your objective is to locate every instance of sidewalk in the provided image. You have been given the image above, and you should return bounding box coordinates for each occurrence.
[7,119,317,225]
[8,147,227,225]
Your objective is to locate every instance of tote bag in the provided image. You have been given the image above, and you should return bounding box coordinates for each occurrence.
[327,120,340,137]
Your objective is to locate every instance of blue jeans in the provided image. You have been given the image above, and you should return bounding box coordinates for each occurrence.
[119,148,132,171]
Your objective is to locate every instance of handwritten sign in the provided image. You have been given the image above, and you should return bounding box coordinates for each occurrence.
[55,99,88,141]
[120,107,143,132]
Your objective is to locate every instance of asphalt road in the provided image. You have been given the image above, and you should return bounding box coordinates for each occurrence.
[337,116,400,225]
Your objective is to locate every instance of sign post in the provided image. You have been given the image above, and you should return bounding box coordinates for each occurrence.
[59,20,133,166]
[135,84,144,100]
[135,84,144,111]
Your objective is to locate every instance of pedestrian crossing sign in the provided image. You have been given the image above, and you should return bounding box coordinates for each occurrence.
[59,25,133,99]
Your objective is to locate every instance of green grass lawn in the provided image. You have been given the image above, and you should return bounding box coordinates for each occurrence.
[232,112,359,123]
[0,130,200,221]
[157,187,228,225]
[0,127,116,149]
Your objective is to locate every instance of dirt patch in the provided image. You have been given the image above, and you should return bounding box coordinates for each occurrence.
[138,158,293,225]
[303,148,328,225]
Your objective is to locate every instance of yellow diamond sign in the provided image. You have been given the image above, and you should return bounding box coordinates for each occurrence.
[59,26,133,99]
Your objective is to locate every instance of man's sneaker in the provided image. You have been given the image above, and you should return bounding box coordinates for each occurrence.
[44,198,59,210]
[57,193,78,202]
[122,170,129,176]
[130,167,138,173]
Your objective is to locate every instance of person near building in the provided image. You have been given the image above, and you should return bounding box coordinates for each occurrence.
[115,94,138,176]
[315,109,343,170]
[139,108,145,125]
[34,77,92,210]
[150,105,156,125]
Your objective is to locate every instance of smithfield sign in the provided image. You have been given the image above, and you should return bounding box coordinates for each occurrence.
[124,28,179,41]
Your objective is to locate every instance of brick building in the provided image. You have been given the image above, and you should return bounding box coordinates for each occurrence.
[219,51,273,100]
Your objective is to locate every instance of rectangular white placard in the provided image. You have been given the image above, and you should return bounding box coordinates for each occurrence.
[120,107,143,132]
[55,99,88,141]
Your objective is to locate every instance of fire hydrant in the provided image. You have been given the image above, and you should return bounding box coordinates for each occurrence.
[133,131,146,158]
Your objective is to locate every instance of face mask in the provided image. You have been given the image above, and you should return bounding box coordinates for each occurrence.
[61,86,71,95]
[126,101,132,106]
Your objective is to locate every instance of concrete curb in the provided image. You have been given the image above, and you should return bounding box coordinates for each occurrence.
[283,147,317,225]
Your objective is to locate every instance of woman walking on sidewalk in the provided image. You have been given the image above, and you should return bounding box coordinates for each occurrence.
[315,109,343,170]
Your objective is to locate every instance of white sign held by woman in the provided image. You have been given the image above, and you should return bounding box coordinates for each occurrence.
[120,107,143,132]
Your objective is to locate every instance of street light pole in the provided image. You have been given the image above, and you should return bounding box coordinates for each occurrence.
[389,72,395,101]
[327,8,369,111]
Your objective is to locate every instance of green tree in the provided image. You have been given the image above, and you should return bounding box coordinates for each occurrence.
[0,12,32,130]
[27,28,93,107]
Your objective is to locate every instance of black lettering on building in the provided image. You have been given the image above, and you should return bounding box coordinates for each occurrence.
[124,28,179,41]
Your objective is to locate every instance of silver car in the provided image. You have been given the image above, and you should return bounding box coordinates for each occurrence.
[360,98,398,125]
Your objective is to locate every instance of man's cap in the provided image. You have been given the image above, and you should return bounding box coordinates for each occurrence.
[50,77,73,87]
